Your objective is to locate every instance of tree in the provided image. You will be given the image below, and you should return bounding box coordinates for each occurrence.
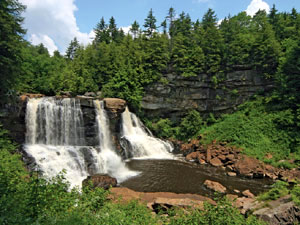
[65,37,80,60]
[144,8,157,37]
[108,16,118,41]
[0,0,26,103]
[94,17,109,44]
[201,9,224,75]
[130,20,140,38]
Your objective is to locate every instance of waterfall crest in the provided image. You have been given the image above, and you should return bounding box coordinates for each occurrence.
[121,107,173,159]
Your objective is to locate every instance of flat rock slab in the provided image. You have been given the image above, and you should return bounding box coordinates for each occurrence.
[110,187,215,212]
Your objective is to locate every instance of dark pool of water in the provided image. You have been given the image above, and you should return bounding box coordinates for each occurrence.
[121,158,273,197]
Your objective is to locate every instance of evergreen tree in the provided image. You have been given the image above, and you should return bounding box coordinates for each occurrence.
[94,17,109,44]
[144,9,157,37]
[108,16,118,41]
[0,0,26,102]
[130,20,140,38]
[201,8,224,75]
[65,37,80,60]
[161,19,167,34]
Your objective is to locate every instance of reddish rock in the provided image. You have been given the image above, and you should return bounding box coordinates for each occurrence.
[265,164,279,180]
[199,159,206,165]
[234,156,264,178]
[226,154,235,161]
[103,98,127,117]
[206,148,211,162]
[280,169,300,183]
[82,174,117,190]
[227,172,237,177]
[234,189,240,194]
[20,93,45,102]
[210,157,223,167]
[242,190,255,198]
[217,154,226,161]
[204,180,227,193]
[186,152,199,161]
[226,194,238,201]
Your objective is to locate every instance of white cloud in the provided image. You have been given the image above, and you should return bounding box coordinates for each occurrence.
[121,26,131,34]
[246,0,270,16]
[20,0,94,55]
[30,34,58,55]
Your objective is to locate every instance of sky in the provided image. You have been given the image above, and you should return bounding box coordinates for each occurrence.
[19,0,300,55]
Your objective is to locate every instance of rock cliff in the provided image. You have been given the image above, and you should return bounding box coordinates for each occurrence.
[142,70,273,119]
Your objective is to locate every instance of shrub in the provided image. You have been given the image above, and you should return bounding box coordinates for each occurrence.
[258,181,289,201]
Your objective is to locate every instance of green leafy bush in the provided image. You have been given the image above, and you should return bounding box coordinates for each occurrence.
[168,197,264,225]
[258,181,289,201]
[200,97,300,165]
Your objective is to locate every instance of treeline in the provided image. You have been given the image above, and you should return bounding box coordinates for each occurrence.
[1,1,300,109]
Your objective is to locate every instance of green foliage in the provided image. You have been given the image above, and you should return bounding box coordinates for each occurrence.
[168,197,264,225]
[291,185,300,207]
[200,97,300,164]
[179,110,204,140]
[0,0,25,103]
[258,181,289,201]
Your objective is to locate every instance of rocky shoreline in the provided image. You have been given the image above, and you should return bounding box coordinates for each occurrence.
[174,139,300,183]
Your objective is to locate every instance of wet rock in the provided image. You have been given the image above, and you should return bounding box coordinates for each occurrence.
[242,190,255,198]
[186,152,200,161]
[84,92,96,97]
[204,180,227,193]
[103,98,127,118]
[227,172,237,177]
[82,174,117,190]
[210,157,223,167]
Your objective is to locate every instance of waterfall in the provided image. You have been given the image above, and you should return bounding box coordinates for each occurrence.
[121,107,173,159]
[24,97,138,188]
[25,97,89,187]
[93,100,139,182]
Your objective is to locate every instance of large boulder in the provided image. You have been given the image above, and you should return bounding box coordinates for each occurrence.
[82,174,117,190]
[103,98,127,118]
[234,156,265,178]
[204,180,227,193]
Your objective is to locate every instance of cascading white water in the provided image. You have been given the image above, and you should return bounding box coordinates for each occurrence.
[24,97,138,188]
[93,100,139,182]
[25,97,90,187]
[121,107,173,159]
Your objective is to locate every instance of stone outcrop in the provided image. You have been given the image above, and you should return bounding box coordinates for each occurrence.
[82,174,117,189]
[142,70,273,119]
[103,98,127,118]
[181,140,300,183]
[110,187,214,213]
[204,180,227,193]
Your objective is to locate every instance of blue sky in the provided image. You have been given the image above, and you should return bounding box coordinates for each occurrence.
[19,0,300,54]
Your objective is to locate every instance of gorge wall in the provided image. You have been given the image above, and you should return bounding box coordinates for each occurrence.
[141,69,273,119]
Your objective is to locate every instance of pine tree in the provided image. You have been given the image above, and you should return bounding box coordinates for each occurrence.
[130,20,140,38]
[65,38,80,60]
[144,9,157,37]
[0,0,26,102]
[94,17,109,44]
